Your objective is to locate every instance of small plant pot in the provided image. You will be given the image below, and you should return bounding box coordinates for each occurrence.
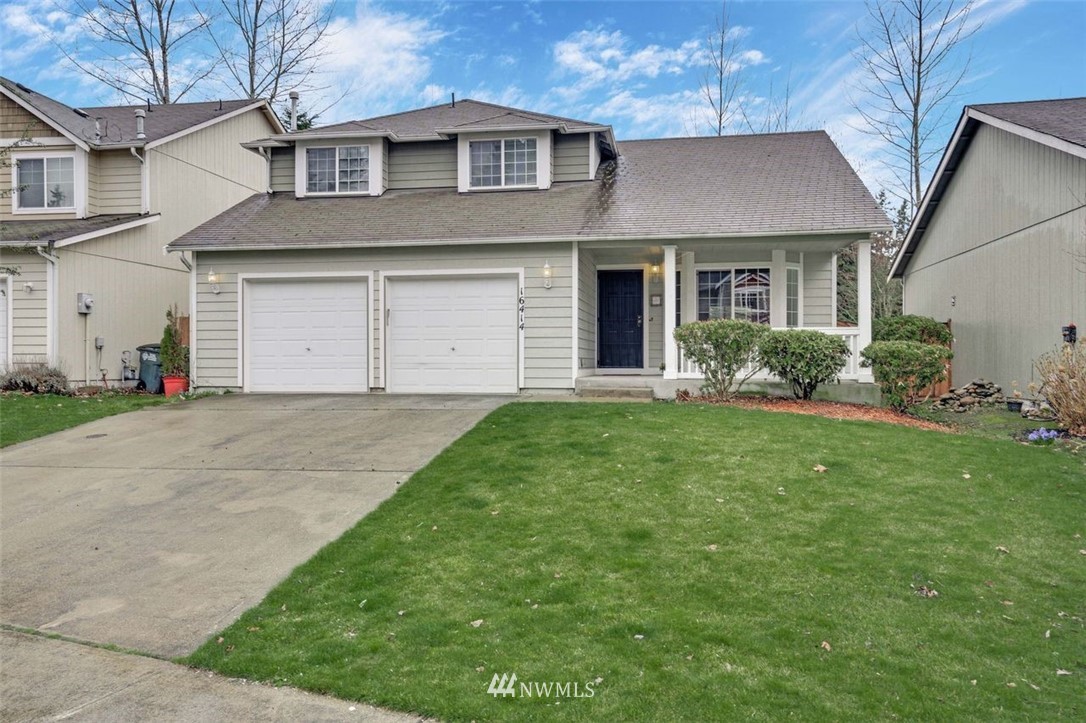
[163,375,189,397]
[1006,400,1023,413]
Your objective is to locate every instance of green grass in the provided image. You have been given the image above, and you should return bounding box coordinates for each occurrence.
[912,402,1081,447]
[0,392,168,447]
[185,403,1085,721]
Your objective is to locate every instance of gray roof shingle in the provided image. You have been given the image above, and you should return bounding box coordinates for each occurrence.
[971,97,1086,149]
[170,130,889,250]
[1,214,149,246]
[1,76,269,148]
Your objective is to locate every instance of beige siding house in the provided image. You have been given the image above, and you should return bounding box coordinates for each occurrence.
[891,98,1086,392]
[171,99,888,397]
[0,77,282,382]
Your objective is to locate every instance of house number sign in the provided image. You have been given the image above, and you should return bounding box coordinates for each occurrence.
[518,288,526,330]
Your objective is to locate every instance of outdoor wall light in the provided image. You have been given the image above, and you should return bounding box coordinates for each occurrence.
[542,261,553,289]
[208,267,221,295]
[650,263,661,284]
[23,282,33,293]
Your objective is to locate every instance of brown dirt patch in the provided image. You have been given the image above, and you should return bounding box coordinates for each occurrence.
[679,393,952,433]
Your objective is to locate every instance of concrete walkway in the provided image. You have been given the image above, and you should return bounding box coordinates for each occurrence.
[1,394,503,720]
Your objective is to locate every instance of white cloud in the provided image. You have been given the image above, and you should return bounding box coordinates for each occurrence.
[553,29,704,90]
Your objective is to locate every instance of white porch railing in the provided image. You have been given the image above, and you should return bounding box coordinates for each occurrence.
[677,327,864,381]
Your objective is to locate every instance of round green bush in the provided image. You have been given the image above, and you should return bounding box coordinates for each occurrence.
[873,315,953,347]
[673,319,767,399]
[759,329,851,400]
[860,340,952,410]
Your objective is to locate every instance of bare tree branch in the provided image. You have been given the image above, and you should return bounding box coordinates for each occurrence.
[700,1,744,136]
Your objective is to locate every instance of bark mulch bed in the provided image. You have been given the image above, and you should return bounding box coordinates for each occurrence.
[678,392,952,433]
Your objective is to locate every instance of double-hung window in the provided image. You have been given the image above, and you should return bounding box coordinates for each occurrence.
[469,138,537,188]
[16,156,75,210]
[306,146,368,194]
[696,268,771,324]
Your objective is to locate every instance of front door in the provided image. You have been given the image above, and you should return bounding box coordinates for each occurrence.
[597,270,644,369]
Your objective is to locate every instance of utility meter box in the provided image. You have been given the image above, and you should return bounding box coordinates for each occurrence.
[77,293,95,314]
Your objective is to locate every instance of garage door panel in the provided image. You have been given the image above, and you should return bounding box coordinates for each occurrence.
[387,276,518,394]
[246,279,368,392]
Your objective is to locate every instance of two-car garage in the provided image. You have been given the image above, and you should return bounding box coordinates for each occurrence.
[243,274,520,394]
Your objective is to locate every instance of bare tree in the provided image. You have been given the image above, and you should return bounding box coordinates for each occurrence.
[852,0,979,210]
[59,0,215,104]
[739,67,795,134]
[700,2,744,136]
[210,0,334,103]
[837,190,908,323]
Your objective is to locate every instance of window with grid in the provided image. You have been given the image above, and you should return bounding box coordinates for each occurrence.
[306,146,368,193]
[470,138,537,188]
[16,156,74,209]
[786,267,800,327]
[697,268,771,324]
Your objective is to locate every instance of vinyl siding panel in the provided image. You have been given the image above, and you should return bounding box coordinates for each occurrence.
[96,149,142,215]
[386,140,457,190]
[577,245,596,370]
[0,249,49,361]
[903,123,1086,390]
[192,243,575,391]
[802,251,834,326]
[0,96,61,137]
[269,147,294,192]
[553,133,590,182]
[86,151,99,216]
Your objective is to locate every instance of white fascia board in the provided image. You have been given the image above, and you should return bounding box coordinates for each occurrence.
[53,214,161,248]
[439,123,563,135]
[269,130,398,142]
[144,101,270,149]
[0,87,90,151]
[0,137,79,148]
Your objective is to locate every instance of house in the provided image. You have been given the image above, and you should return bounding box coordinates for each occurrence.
[167,98,889,396]
[0,77,283,384]
[890,98,1086,392]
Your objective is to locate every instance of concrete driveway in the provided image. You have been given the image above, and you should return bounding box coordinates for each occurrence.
[0,394,505,659]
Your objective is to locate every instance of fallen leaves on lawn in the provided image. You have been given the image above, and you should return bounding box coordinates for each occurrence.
[915,585,939,598]
[706,544,719,552]
[1056,669,1073,676]
[813,464,828,473]
[962,473,971,479]
[469,619,484,628]
[777,487,786,496]
[633,634,645,640]
[996,545,1010,554]
[820,640,832,652]
[476,666,485,673]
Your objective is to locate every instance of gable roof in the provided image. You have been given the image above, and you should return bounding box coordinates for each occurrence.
[0,77,283,149]
[169,130,889,251]
[1,213,159,248]
[890,97,1086,278]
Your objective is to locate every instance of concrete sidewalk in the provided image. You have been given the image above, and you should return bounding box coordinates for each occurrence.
[0,630,423,722]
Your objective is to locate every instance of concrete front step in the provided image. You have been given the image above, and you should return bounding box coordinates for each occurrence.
[575,386,655,400]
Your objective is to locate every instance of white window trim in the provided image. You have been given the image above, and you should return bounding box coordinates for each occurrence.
[785,263,803,328]
[293,139,382,198]
[10,148,87,217]
[457,130,551,193]
[0,275,13,365]
[693,265,774,324]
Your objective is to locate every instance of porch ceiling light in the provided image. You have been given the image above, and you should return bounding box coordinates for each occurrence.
[207,267,221,295]
[542,261,553,289]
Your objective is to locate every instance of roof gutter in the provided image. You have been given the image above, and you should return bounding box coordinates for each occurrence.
[168,225,889,253]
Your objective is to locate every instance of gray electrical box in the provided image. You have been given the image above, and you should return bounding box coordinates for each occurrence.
[77,293,95,314]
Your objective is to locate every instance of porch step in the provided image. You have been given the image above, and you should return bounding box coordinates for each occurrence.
[575,376,658,400]
[575,386,655,400]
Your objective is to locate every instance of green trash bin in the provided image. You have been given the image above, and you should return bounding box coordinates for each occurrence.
[137,344,163,394]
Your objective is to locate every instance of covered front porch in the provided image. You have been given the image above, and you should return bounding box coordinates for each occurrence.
[574,234,876,395]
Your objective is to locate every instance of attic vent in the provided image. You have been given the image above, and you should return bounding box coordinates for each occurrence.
[73,108,90,118]
[15,82,32,93]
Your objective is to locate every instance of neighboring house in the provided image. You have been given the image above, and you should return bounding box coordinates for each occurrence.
[890,98,1086,392]
[0,77,282,383]
[168,98,889,395]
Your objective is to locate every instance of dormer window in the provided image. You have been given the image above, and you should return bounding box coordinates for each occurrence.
[469,138,537,188]
[306,146,369,194]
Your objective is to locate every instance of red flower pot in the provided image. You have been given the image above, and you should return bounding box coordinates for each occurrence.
[163,375,189,397]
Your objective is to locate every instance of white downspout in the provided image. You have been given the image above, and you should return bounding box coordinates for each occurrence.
[34,244,59,366]
[257,146,272,193]
[129,147,149,214]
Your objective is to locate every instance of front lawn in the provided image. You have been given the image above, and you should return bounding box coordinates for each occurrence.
[0,392,167,447]
[186,403,1085,721]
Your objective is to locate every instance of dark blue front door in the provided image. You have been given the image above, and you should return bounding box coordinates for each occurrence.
[598,270,644,368]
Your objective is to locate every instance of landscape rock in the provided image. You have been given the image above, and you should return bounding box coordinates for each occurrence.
[931,379,1004,412]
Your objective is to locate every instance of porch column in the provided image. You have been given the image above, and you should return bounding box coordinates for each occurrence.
[770,249,787,328]
[680,251,696,325]
[857,238,874,382]
[663,245,678,380]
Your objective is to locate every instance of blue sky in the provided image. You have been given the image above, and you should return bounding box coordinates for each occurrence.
[2,0,1084,197]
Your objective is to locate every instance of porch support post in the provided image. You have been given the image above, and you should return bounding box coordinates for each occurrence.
[857,237,874,382]
[770,249,787,328]
[680,251,696,325]
[663,245,678,380]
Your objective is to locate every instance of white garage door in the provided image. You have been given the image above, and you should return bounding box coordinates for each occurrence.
[0,284,8,368]
[246,279,368,392]
[386,276,518,394]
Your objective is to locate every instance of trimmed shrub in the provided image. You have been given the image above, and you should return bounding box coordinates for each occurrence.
[861,341,952,410]
[0,362,70,395]
[759,329,850,400]
[673,319,767,399]
[873,314,953,347]
[1033,345,1086,436]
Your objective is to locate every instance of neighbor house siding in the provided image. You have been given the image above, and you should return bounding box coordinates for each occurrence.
[95,149,143,215]
[0,249,49,361]
[86,151,100,216]
[269,147,294,192]
[191,243,575,391]
[553,133,590,182]
[577,245,596,371]
[903,123,1086,390]
[802,251,834,327]
[386,140,457,190]
[0,96,60,137]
